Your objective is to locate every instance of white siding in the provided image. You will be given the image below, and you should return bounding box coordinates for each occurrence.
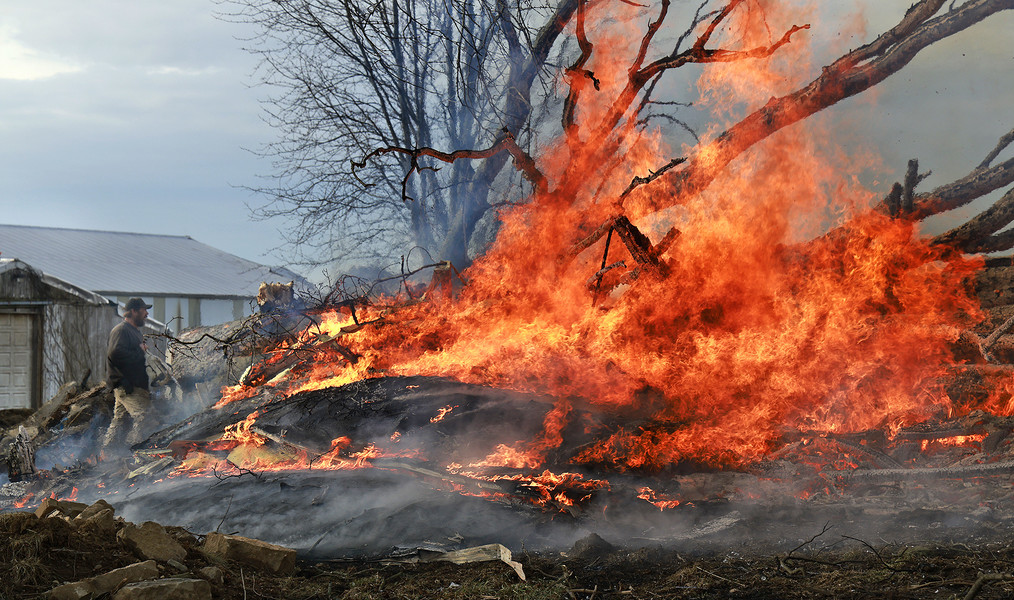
[164,297,190,334]
[199,298,236,326]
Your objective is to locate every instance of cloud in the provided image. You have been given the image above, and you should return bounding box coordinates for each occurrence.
[0,24,82,81]
[146,65,222,77]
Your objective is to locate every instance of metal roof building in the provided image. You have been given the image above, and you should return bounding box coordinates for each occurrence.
[0,224,305,334]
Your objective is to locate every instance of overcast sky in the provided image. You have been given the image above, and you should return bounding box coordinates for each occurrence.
[0,0,287,268]
[1,1,1011,279]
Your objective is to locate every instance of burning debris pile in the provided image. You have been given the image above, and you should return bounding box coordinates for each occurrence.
[5,0,1014,597]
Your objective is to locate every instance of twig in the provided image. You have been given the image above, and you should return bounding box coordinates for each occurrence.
[694,565,742,586]
[841,535,911,573]
[978,127,1014,169]
[619,157,687,200]
[785,522,833,558]
[909,578,975,590]
[964,572,1014,600]
[216,495,233,533]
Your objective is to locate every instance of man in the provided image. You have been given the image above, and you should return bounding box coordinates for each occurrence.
[103,297,154,451]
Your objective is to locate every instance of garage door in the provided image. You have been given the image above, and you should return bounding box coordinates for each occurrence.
[0,313,35,409]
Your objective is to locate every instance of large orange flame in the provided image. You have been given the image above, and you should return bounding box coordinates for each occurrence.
[216,1,992,475]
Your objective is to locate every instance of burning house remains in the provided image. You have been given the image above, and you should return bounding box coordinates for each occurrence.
[4,0,1014,598]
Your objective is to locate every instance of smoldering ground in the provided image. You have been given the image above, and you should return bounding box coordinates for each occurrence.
[11,374,1014,565]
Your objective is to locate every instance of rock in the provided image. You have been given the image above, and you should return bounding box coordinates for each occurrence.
[196,566,224,585]
[203,532,296,574]
[46,581,92,600]
[46,560,158,600]
[74,499,114,521]
[117,522,187,563]
[35,498,88,519]
[166,559,188,573]
[111,578,211,600]
[568,533,616,560]
[89,561,160,595]
[78,508,116,537]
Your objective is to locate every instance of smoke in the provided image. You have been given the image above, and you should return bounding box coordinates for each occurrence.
[112,469,589,559]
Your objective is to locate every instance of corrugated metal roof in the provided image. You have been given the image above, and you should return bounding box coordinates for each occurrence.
[0,258,115,306]
[0,224,303,298]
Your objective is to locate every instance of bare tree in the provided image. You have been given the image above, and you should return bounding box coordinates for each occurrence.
[233,0,584,269]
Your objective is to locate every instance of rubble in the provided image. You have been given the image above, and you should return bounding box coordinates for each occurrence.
[110,577,211,600]
[117,522,187,563]
[35,498,87,519]
[203,532,296,575]
[47,560,159,600]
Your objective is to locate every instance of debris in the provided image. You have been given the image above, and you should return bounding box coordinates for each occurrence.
[117,522,187,563]
[110,577,211,600]
[77,507,115,537]
[196,566,224,585]
[6,426,36,482]
[127,457,174,480]
[36,498,88,519]
[46,560,159,600]
[568,533,615,560]
[74,499,114,521]
[203,532,297,575]
[389,543,526,581]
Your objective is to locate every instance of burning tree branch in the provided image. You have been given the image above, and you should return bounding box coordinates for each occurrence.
[626,0,1014,218]
[585,0,810,170]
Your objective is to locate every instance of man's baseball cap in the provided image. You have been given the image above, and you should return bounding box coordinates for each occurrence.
[124,297,152,311]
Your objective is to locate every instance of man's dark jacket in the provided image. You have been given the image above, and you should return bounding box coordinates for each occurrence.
[107,321,148,393]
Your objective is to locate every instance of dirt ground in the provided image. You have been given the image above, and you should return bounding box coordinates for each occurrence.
[3,506,1014,600]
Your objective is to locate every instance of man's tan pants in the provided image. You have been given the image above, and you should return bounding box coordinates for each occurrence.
[103,388,154,451]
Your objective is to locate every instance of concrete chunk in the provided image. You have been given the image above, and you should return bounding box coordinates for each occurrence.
[78,508,115,537]
[74,499,114,521]
[46,560,159,600]
[111,578,211,600]
[35,498,88,519]
[203,532,296,574]
[46,581,92,600]
[196,566,224,585]
[89,560,159,595]
[117,522,187,563]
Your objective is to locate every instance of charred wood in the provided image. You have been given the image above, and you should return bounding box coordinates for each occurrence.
[5,426,36,482]
[829,458,1014,483]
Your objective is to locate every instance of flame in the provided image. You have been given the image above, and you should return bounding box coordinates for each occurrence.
[637,486,681,511]
[920,434,986,452]
[178,2,1005,500]
[430,405,458,423]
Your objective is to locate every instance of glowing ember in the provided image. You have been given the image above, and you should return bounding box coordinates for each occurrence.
[637,486,681,511]
[430,405,458,423]
[920,434,987,452]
